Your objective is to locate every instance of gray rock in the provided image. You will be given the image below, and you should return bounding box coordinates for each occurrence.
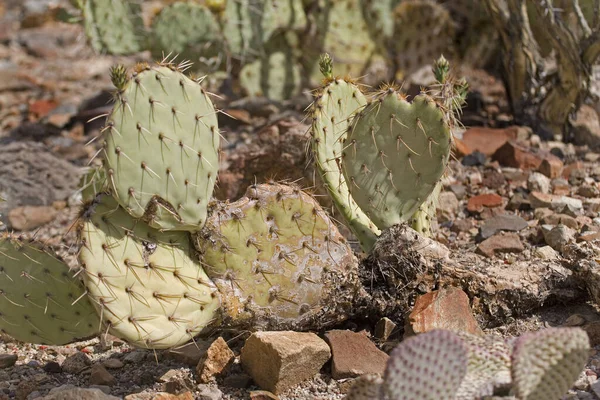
[527,172,551,194]
[123,351,146,364]
[543,224,576,252]
[0,354,17,369]
[61,352,91,374]
[570,105,600,150]
[480,214,528,239]
[197,384,223,400]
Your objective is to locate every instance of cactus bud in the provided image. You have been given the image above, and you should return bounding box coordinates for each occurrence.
[319,53,333,79]
[433,55,450,84]
[109,64,128,92]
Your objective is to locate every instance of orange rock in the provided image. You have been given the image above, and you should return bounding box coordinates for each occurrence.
[461,127,519,156]
[452,137,472,157]
[29,99,58,118]
[467,193,503,213]
[405,287,483,338]
[492,140,561,170]
[537,157,564,178]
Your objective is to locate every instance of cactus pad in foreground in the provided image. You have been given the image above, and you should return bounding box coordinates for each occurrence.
[342,87,452,230]
[195,183,360,331]
[0,235,99,345]
[78,194,220,349]
[103,63,220,231]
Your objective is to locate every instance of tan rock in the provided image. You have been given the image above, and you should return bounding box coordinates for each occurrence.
[404,287,483,338]
[8,205,57,230]
[124,393,194,400]
[40,385,119,400]
[196,337,234,383]
[477,232,525,257]
[241,331,330,394]
[324,330,388,380]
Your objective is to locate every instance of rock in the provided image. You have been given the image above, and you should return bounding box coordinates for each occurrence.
[167,342,210,367]
[7,205,57,230]
[16,379,37,400]
[89,386,111,395]
[540,213,579,230]
[543,224,576,252]
[534,245,559,260]
[527,172,551,194]
[374,317,396,341]
[0,141,80,226]
[482,169,506,189]
[40,385,119,400]
[249,391,279,400]
[506,193,530,211]
[324,330,388,380]
[477,232,525,257]
[124,393,193,400]
[480,214,528,239]
[570,105,600,149]
[537,157,564,179]
[89,364,116,386]
[43,361,61,373]
[528,192,583,211]
[61,352,91,374]
[222,373,253,389]
[404,287,483,337]
[492,140,561,170]
[241,331,331,394]
[437,191,459,221]
[449,184,467,200]
[461,126,519,156]
[461,151,486,166]
[577,184,600,198]
[196,385,223,400]
[123,351,146,364]
[585,198,600,213]
[0,354,17,369]
[467,193,503,213]
[102,359,123,369]
[196,337,235,383]
[159,369,193,393]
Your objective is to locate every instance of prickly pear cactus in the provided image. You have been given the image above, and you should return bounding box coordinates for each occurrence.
[391,0,455,80]
[79,166,107,203]
[384,330,468,399]
[195,183,360,331]
[0,235,99,345]
[78,194,220,349]
[239,33,303,101]
[341,86,452,231]
[511,327,590,400]
[150,2,225,73]
[310,64,380,252]
[81,0,144,55]
[409,181,441,237]
[344,374,383,400]
[102,63,220,231]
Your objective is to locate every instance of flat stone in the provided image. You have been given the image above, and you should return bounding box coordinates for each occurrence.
[480,214,528,239]
[324,330,388,380]
[405,287,483,337]
[477,232,525,258]
[250,391,279,400]
[241,331,331,394]
[374,317,396,341]
[543,224,576,252]
[540,214,579,230]
[196,337,234,383]
[124,393,194,400]
[7,205,57,231]
[528,192,583,211]
[123,351,146,364]
[196,384,223,400]
[461,126,519,156]
[102,358,123,369]
[467,193,504,213]
[0,354,17,369]
[40,385,119,400]
[61,352,91,374]
[89,364,116,386]
[534,245,559,260]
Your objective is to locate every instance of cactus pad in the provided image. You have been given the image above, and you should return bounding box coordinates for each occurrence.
[384,330,468,399]
[391,1,455,79]
[81,0,144,55]
[78,195,220,349]
[103,63,220,231]
[511,327,590,400]
[195,183,359,330]
[342,88,452,230]
[311,77,380,251]
[410,181,441,237]
[150,3,224,73]
[0,235,99,345]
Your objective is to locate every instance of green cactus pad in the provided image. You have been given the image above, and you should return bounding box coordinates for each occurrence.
[311,78,380,252]
[344,374,383,400]
[305,0,377,85]
[410,181,441,237]
[239,33,302,101]
[81,0,144,55]
[195,183,359,330]
[103,64,220,231]
[342,88,452,230]
[150,2,225,73]
[511,327,590,400]
[78,194,220,349]
[384,330,468,399]
[455,332,512,399]
[0,235,99,345]
[391,1,455,79]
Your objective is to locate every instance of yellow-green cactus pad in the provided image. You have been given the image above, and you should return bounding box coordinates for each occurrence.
[410,181,442,237]
[311,78,380,252]
[103,64,220,231]
[195,183,360,330]
[78,195,220,349]
[0,235,99,345]
[342,88,452,230]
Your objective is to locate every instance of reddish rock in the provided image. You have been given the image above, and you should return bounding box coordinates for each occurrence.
[196,337,235,383]
[8,205,57,231]
[492,140,561,170]
[453,137,472,157]
[405,287,483,338]
[538,157,564,179]
[461,126,519,156]
[528,192,582,211]
[477,232,525,257]
[124,393,194,400]
[29,99,58,118]
[562,161,585,179]
[467,193,503,213]
[324,330,389,380]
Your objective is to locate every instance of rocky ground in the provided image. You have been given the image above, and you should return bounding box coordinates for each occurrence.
[3,1,600,400]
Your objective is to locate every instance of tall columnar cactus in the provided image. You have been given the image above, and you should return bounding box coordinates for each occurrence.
[310,55,380,251]
[341,86,452,231]
[345,328,589,400]
[194,183,360,331]
[0,235,99,345]
[79,0,144,55]
[78,194,221,349]
[102,62,220,231]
